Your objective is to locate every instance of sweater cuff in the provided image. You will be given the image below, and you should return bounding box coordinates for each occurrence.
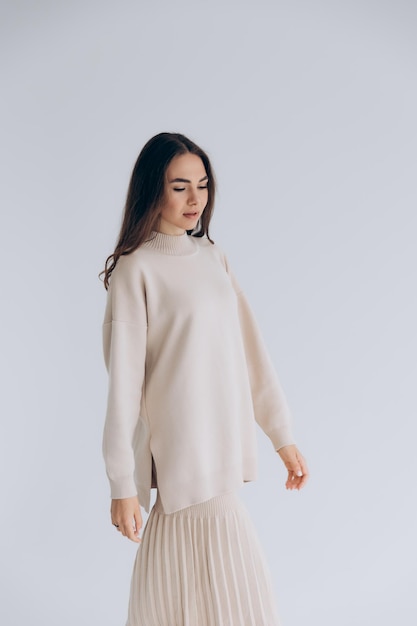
[267,425,296,452]
[108,475,138,500]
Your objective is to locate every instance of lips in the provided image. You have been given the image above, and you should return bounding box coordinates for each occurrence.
[183,212,199,218]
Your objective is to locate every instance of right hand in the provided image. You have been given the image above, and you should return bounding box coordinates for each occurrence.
[110,496,143,543]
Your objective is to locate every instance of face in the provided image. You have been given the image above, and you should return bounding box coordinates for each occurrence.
[158,153,209,235]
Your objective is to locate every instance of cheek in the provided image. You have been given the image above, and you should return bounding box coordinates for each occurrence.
[160,192,181,215]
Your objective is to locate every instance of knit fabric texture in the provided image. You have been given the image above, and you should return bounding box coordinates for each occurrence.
[102,231,295,513]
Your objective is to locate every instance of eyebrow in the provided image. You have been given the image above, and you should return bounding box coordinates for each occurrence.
[169,175,209,183]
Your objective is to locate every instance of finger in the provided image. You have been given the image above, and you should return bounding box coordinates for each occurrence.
[125,523,141,543]
[297,469,309,489]
[288,468,305,490]
[288,457,305,487]
[292,471,308,490]
[286,470,295,490]
[120,517,141,543]
[133,511,142,541]
[119,524,128,539]
[298,474,308,489]
[286,468,301,489]
[282,455,303,477]
[296,455,309,489]
[291,463,304,478]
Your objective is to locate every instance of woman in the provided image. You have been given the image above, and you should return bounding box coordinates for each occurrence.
[100,132,308,625]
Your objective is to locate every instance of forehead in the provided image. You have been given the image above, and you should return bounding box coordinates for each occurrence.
[166,153,207,179]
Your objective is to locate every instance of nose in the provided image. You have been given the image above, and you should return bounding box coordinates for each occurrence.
[188,189,198,205]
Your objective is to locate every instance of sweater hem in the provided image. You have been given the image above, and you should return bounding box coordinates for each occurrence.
[138,461,258,514]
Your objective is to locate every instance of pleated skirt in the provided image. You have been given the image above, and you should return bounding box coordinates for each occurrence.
[126,490,281,626]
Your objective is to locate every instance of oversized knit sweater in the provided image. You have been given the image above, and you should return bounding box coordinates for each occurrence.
[102,230,295,514]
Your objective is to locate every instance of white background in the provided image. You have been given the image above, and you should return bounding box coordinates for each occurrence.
[1,1,416,624]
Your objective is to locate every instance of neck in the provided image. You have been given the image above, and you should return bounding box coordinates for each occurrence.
[157,220,186,236]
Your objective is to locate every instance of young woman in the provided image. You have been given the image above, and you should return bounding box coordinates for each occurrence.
[100,132,308,625]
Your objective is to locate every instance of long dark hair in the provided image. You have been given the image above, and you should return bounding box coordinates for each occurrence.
[100,132,216,289]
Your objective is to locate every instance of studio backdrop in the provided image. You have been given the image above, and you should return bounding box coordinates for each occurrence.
[0,1,416,625]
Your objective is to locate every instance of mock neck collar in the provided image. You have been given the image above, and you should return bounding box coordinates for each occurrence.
[142,230,199,256]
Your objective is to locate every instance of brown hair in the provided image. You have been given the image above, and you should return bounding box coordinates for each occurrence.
[99,132,216,289]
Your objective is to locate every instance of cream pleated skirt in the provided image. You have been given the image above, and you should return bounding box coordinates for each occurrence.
[126,490,281,626]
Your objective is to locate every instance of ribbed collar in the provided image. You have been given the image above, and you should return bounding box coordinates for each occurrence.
[142,230,199,256]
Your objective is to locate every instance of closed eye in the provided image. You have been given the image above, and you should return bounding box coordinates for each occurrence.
[173,185,208,192]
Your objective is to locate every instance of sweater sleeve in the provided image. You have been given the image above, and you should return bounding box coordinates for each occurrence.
[222,253,296,451]
[102,254,148,499]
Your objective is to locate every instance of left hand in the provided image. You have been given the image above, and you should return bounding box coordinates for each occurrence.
[110,496,142,543]
[277,444,309,490]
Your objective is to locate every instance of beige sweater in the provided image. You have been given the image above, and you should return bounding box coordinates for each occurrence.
[102,230,295,513]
